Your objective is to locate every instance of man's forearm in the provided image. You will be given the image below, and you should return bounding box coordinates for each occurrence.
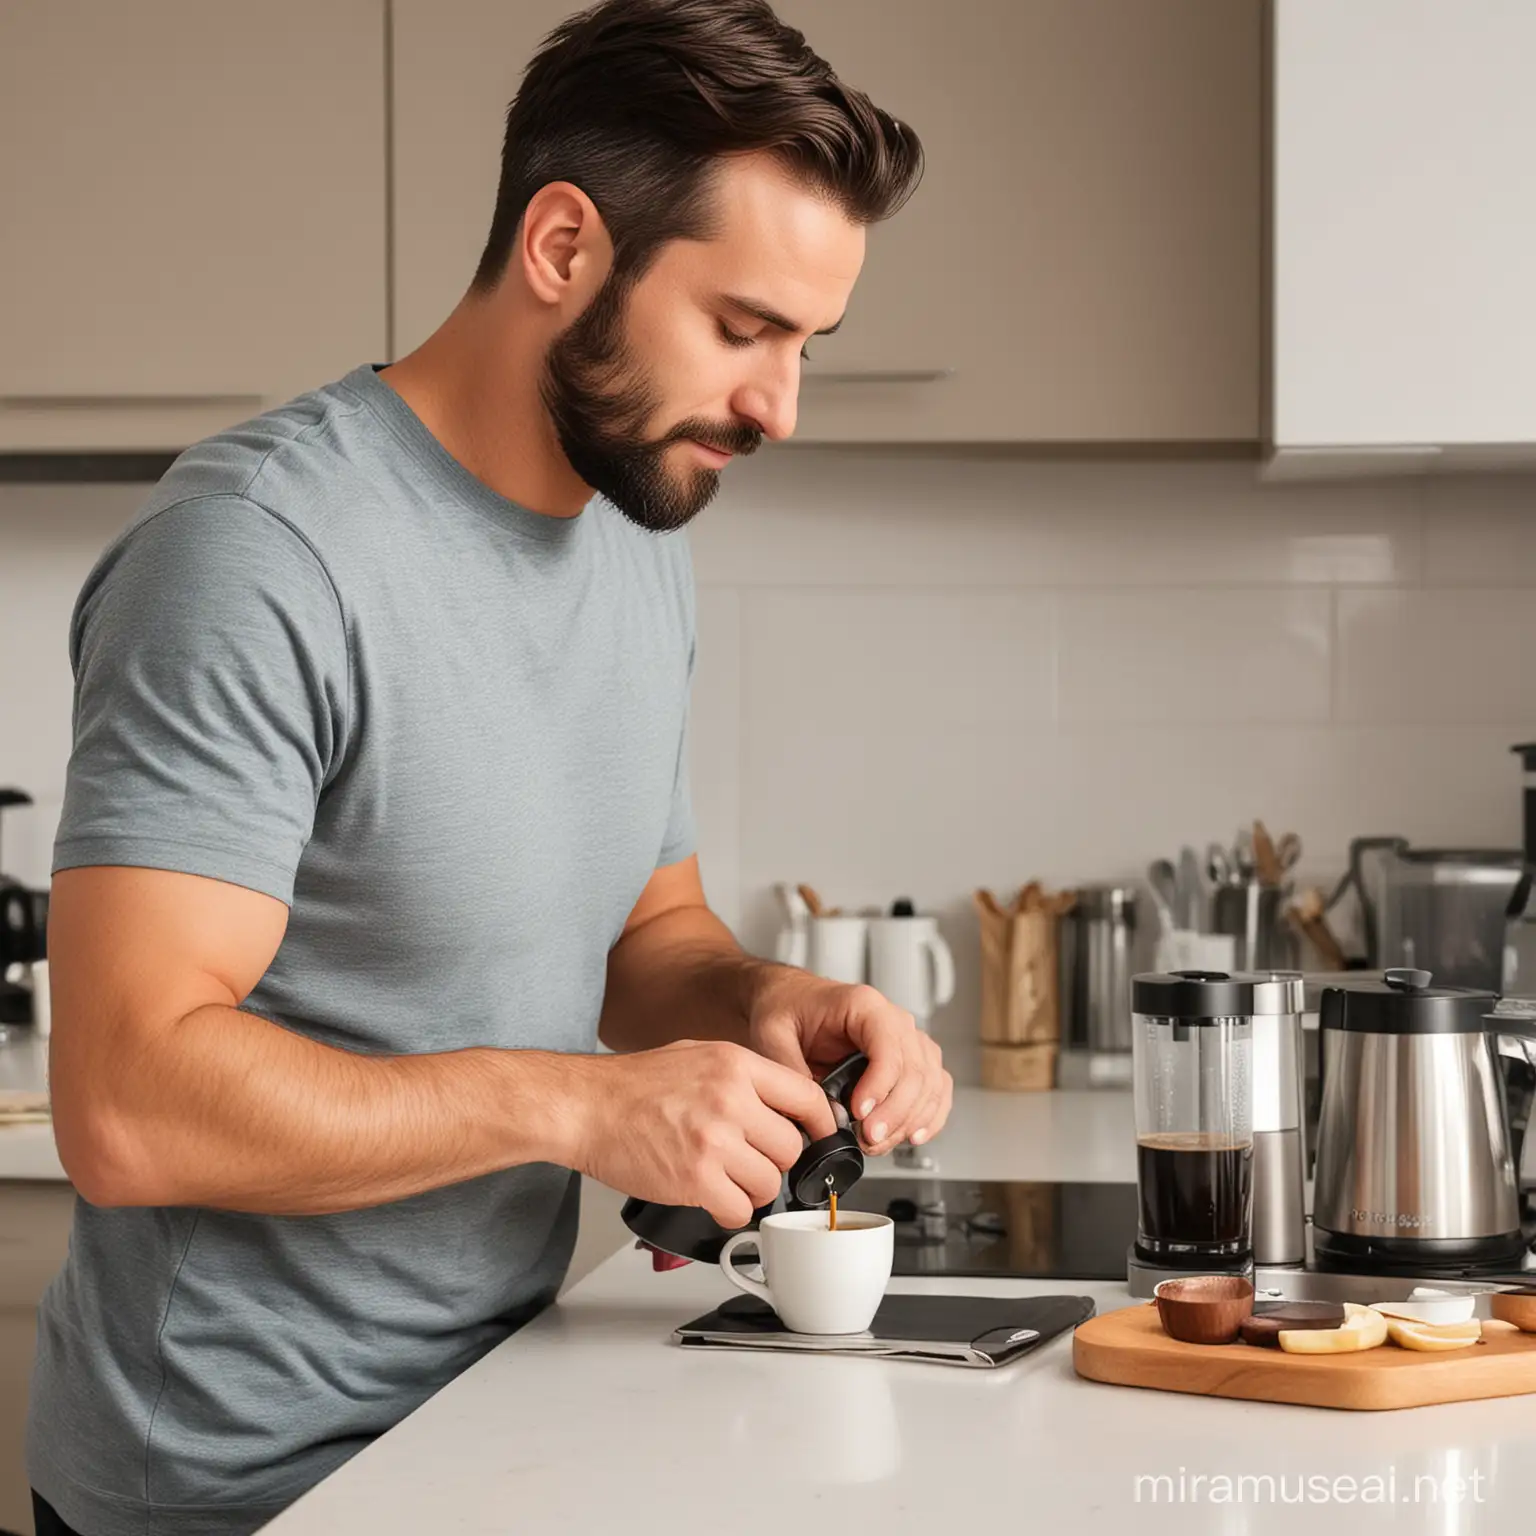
[599,902,781,1053]
[56,1002,593,1216]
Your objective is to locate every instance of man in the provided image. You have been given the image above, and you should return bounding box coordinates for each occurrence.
[26,1,949,1532]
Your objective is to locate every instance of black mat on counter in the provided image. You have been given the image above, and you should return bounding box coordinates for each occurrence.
[675,1291,1095,1368]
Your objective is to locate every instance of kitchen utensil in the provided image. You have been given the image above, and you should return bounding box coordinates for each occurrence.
[1286,887,1347,971]
[1232,829,1255,884]
[796,883,825,918]
[1073,1304,1536,1411]
[1175,846,1205,930]
[1211,883,1298,971]
[1275,831,1302,875]
[1060,886,1137,1055]
[807,915,868,984]
[717,1210,895,1335]
[867,913,955,1027]
[1252,821,1283,888]
[1130,972,1257,1272]
[1205,843,1234,889]
[1145,861,1177,936]
[1312,970,1536,1273]
[622,1052,869,1267]
[1153,1275,1254,1345]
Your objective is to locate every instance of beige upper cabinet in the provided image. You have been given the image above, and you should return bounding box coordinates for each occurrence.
[774,0,1261,442]
[392,0,1260,444]
[0,0,387,451]
[391,0,579,357]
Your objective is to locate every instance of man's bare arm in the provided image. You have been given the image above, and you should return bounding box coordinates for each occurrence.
[47,866,588,1215]
[598,856,771,1054]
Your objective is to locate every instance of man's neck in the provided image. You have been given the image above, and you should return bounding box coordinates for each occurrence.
[378,297,593,518]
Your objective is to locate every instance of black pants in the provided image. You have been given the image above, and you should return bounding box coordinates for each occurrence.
[31,1493,82,1536]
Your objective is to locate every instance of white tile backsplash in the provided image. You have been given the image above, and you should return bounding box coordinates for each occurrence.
[4,458,1535,1084]
[1337,589,1536,724]
[738,588,1053,734]
[1056,588,1333,724]
[1422,475,1536,584]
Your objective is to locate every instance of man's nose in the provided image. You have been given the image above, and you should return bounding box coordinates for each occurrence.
[733,364,799,443]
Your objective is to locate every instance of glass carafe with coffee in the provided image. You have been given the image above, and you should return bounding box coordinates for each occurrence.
[1129,971,1256,1295]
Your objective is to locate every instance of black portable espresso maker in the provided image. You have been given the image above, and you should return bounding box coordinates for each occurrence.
[622,1051,870,1268]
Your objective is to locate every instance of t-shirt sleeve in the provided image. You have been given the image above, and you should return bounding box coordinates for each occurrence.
[655,546,697,870]
[52,495,350,908]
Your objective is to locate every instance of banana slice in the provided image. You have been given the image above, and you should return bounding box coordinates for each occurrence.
[1279,1302,1389,1354]
[1385,1317,1483,1352]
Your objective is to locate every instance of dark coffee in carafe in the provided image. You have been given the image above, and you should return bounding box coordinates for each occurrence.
[1136,1131,1253,1258]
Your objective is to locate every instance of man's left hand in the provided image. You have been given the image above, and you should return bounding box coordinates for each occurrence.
[746,967,953,1158]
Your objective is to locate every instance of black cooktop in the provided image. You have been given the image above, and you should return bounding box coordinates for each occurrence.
[840,1178,1139,1281]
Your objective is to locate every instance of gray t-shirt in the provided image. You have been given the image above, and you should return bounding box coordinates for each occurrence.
[27,364,697,1535]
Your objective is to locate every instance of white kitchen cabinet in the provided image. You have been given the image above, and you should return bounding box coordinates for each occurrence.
[0,1,387,452]
[391,0,1261,443]
[1271,0,1536,462]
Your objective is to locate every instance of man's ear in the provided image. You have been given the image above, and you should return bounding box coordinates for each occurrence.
[519,181,613,315]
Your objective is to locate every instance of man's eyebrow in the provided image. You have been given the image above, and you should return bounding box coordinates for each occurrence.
[722,294,844,336]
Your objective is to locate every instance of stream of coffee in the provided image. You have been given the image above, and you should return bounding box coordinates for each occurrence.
[829,1191,838,1231]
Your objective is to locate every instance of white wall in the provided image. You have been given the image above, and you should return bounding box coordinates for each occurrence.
[3,458,1534,1084]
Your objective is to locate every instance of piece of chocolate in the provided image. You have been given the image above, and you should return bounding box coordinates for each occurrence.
[1239,1301,1347,1348]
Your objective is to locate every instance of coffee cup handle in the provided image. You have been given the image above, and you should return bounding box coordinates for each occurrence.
[717,1231,774,1307]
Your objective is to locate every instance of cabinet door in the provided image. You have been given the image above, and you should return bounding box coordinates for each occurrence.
[0,1,387,451]
[1272,0,1536,452]
[392,0,580,357]
[391,0,1258,443]
[774,0,1260,442]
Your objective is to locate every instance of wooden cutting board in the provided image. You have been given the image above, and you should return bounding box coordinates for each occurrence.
[1073,1302,1536,1411]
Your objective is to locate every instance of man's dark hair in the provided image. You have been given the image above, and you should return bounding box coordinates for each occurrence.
[471,0,923,291]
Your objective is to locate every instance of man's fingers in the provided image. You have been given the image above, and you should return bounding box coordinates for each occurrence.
[741,1098,810,1173]
[844,988,912,1120]
[722,1140,788,1213]
[749,1011,813,1076]
[748,1054,837,1141]
[700,1168,756,1232]
[862,1064,925,1152]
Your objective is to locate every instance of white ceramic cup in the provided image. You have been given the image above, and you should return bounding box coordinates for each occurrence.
[717,1210,895,1335]
[806,915,869,985]
[867,915,956,1022]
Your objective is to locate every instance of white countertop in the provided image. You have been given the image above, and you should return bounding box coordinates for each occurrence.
[261,1084,1536,1536]
[0,1032,65,1181]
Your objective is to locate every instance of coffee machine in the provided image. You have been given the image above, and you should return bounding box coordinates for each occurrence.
[622,1051,870,1268]
[0,788,47,1027]
[1126,970,1307,1297]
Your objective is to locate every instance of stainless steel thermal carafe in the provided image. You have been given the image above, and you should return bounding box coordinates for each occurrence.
[1312,969,1536,1272]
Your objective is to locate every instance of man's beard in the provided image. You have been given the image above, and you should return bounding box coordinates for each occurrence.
[541,275,761,533]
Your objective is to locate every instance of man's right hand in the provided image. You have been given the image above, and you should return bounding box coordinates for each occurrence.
[568,1040,839,1230]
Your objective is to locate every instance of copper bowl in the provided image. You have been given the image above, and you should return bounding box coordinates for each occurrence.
[1489,1286,1536,1332]
[1154,1275,1255,1345]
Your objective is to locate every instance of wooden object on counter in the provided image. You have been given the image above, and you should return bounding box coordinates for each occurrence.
[973,884,1076,1055]
[980,1043,1058,1093]
[1287,886,1348,971]
[1073,1303,1536,1411]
